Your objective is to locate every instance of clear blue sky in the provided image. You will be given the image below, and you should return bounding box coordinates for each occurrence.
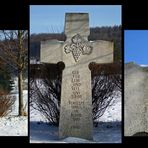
[30,5,121,34]
[125,30,148,65]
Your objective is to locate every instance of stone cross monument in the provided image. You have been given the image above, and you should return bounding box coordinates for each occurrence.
[40,13,113,140]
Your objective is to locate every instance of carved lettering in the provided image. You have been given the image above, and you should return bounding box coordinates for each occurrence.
[72,83,81,87]
[71,113,82,117]
[71,86,80,91]
[72,70,79,75]
[71,78,80,83]
[72,118,81,122]
[69,101,84,105]
[70,125,80,129]
[70,70,84,123]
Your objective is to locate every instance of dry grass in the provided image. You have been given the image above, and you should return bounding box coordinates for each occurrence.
[0,91,16,117]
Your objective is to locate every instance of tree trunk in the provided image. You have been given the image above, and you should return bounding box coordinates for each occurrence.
[18,70,24,116]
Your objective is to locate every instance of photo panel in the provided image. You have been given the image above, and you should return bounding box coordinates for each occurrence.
[0,30,29,142]
[124,30,148,138]
[29,5,122,143]
[2,0,148,144]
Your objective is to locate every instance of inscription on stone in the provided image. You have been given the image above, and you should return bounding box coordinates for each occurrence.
[71,70,82,99]
[70,70,83,127]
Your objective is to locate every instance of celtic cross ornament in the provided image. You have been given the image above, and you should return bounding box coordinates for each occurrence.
[64,34,93,62]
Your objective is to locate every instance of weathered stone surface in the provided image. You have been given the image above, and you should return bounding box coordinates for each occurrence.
[40,13,113,140]
[59,67,93,140]
[124,62,148,136]
[40,40,63,63]
[64,13,90,40]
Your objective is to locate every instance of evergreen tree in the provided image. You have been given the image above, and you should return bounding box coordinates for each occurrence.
[0,61,14,93]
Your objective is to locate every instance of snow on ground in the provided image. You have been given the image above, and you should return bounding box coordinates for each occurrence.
[30,121,121,143]
[30,92,121,143]
[10,90,28,116]
[99,93,121,122]
[0,116,28,136]
[0,78,28,136]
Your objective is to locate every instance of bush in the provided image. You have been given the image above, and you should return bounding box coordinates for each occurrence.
[0,91,16,117]
[30,63,121,126]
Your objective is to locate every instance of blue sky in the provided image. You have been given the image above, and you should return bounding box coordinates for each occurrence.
[125,30,148,65]
[30,5,121,34]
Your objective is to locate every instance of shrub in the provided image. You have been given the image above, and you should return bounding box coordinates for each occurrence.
[0,91,16,117]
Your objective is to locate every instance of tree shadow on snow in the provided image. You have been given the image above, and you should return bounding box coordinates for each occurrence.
[93,121,122,143]
[30,121,59,142]
[30,121,121,143]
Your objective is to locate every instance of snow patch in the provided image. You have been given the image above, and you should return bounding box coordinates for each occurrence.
[140,65,148,67]
[99,94,121,122]
[0,116,28,136]
[62,137,94,143]
[0,78,28,136]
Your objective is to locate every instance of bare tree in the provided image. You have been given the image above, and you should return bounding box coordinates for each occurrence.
[92,74,121,121]
[90,62,121,123]
[30,63,62,125]
[0,30,28,116]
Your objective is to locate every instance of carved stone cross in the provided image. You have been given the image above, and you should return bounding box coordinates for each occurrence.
[40,13,113,140]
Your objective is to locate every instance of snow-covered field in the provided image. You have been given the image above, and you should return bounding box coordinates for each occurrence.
[30,91,121,143]
[0,78,28,136]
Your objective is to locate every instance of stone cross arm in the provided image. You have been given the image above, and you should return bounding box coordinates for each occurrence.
[87,40,113,64]
[40,39,113,65]
[40,39,64,64]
